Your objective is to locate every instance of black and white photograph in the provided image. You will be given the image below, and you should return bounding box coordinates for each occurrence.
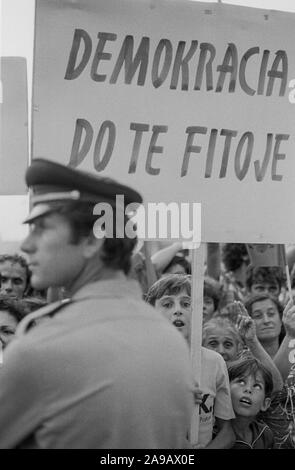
[0,0,295,457]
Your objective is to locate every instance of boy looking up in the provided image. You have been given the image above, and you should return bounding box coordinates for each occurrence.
[228,357,274,449]
[146,274,235,449]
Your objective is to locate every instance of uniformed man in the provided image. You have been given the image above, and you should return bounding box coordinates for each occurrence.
[0,158,193,449]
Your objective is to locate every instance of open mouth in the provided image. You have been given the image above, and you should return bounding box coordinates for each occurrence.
[239,397,252,406]
[173,320,185,327]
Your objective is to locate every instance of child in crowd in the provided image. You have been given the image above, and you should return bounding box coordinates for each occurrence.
[146,274,235,449]
[228,357,274,448]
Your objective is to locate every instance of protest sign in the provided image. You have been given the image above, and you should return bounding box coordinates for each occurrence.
[33,0,295,243]
[0,57,28,194]
[246,243,286,267]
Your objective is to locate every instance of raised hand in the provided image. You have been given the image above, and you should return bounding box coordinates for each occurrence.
[235,301,257,345]
[282,298,295,338]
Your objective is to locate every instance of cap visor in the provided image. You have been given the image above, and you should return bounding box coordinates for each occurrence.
[23,203,55,224]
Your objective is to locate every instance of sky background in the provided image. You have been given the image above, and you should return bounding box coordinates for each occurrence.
[1,0,295,248]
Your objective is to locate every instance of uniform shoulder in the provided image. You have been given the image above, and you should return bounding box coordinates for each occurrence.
[16,298,72,337]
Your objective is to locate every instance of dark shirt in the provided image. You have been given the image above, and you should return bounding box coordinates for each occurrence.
[232,420,274,449]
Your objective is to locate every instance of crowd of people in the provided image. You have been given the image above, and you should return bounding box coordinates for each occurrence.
[0,159,295,449]
[143,242,295,448]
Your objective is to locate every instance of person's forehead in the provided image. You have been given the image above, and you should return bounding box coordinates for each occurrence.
[159,290,190,301]
[253,371,265,383]
[252,298,277,311]
[0,261,27,278]
[253,279,279,287]
[244,370,265,384]
[205,330,236,342]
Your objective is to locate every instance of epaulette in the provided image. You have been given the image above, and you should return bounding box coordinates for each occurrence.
[16,298,72,336]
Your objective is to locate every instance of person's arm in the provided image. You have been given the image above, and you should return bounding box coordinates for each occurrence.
[151,242,183,273]
[236,302,283,391]
[273,299,295,381]
[206,243,221,281]
[205,419,235,449]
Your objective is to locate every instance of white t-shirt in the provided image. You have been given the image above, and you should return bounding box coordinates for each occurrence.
[196,347,235,446]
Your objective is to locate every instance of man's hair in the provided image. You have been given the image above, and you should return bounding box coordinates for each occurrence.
[202,316,242,348]
[228,357,273,398]
[244,293,285,344]
[222,243,249,272]
[0,294,29,322]
[145,274,191,306]
[0,253,30,287]
[245,266,285,291]
[52,201,137,275]
[163,255,191,275]
[204,276,222,311]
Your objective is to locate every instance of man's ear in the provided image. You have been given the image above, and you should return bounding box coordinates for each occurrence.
[260,396,271,412]
[82,234,104,259]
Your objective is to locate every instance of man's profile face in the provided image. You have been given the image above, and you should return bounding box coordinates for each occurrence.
[21,212,87,290]
[0,261,27,298]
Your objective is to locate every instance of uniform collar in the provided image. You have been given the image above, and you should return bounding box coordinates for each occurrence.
[71,275,142,301]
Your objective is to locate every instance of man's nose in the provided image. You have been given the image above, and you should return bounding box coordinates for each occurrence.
[216,344,225,355]
[243,384,253,394]
[3,280,13,292]
[174,311,183,317]
[21,232,34,254]
[262,313,271,323]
